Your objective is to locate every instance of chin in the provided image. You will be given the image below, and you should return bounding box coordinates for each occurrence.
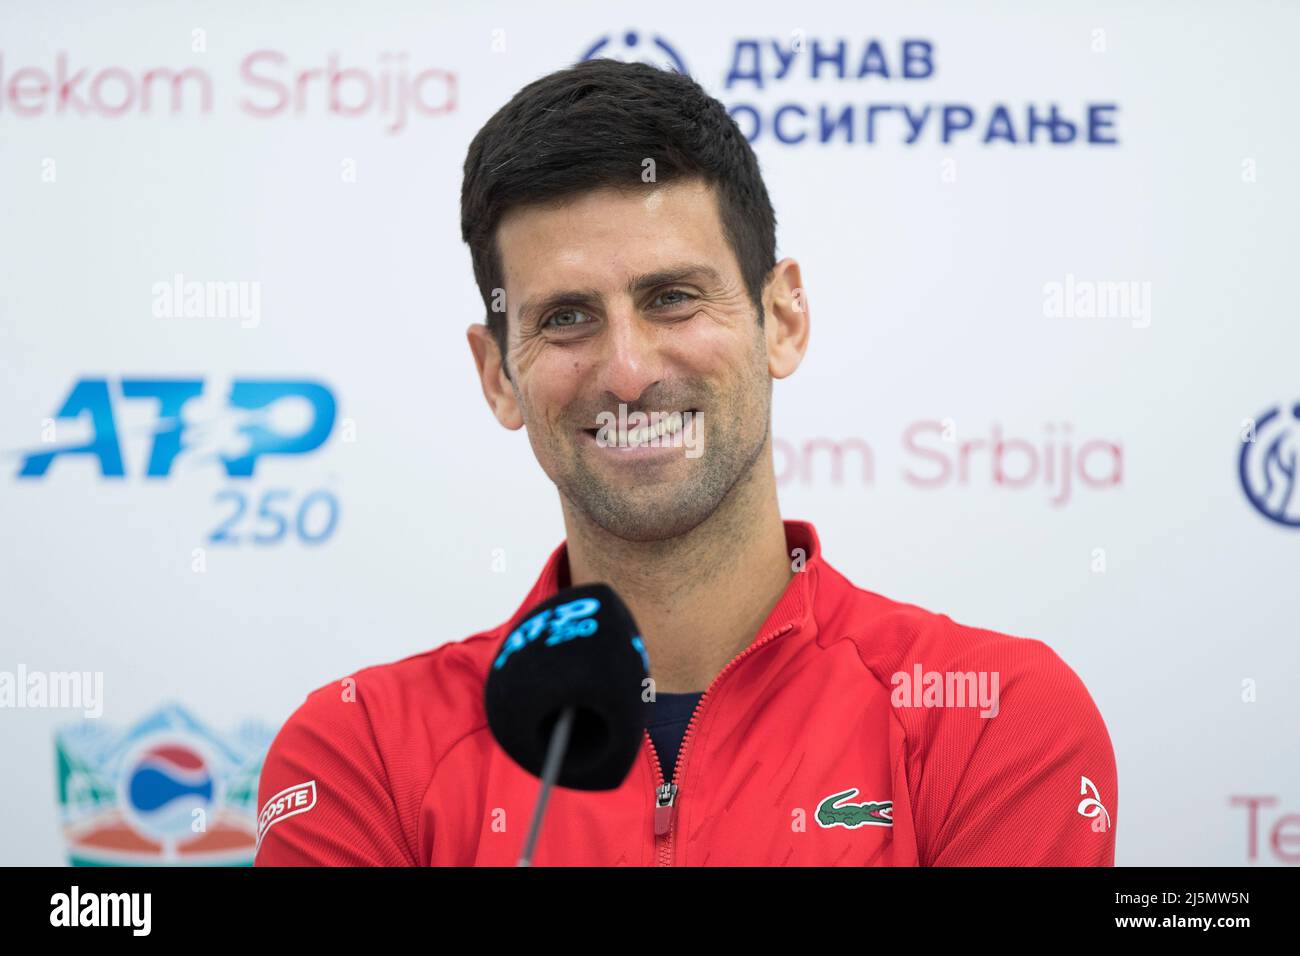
[582,492,718,544]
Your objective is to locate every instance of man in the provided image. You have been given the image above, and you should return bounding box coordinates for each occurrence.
[255,58,1117,866]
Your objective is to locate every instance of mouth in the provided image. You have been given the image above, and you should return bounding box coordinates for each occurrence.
[581,409,698,449]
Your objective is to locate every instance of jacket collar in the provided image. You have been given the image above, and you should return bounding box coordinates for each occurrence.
[502,519,822,645]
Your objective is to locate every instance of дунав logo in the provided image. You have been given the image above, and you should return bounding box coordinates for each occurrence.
[1239,401,1300,527]
[580,31,688,74]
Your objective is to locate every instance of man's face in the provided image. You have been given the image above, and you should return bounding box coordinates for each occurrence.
[492,178,772,543]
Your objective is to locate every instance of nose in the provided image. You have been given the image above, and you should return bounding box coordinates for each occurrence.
[593,306,664,405]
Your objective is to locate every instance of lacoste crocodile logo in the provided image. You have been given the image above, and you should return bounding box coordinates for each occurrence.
[816,788,894,829]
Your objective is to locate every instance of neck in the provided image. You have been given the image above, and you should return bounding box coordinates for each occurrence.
[560,442,793,694]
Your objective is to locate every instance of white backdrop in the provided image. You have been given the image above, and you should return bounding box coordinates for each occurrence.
[1,0,1297,866]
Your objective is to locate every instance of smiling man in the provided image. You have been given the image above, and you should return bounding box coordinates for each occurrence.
[255,58,1118,866]
[467,172,801,697]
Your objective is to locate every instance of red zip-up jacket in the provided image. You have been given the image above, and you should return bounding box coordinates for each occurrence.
[254,520,1117,866]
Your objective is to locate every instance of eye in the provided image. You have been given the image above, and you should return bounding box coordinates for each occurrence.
[651,288,698,310]
[541,309,593,330]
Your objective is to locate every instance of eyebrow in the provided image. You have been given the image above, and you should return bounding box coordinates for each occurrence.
[517,264,724,326]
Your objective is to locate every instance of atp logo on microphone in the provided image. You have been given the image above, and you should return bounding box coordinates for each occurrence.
[485,583,650,792]
[494,597,603,670]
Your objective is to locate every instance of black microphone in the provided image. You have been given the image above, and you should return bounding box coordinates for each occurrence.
[484,583,650,865]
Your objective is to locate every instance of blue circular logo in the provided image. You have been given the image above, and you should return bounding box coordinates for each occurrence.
[580,31,688,74]
[119,738,218,843]
[1239,401,1300,527]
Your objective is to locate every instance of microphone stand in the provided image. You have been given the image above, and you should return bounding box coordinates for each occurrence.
[517,705,576,866]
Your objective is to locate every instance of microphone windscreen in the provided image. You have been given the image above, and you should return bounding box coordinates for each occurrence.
[485,583,651,791]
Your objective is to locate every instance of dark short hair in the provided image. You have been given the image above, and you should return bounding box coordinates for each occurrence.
[460,57,777,370]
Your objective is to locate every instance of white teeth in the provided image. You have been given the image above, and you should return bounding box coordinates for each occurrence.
[622,410,685,446]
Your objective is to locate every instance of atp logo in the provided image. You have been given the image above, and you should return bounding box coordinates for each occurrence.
[493,596,603,671]
[16,377,336,479]
[1240,401,1300,527]
[580,31,688,74]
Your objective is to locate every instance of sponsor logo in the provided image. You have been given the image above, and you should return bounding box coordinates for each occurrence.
[580,32,1119,150]
[56,703,272,866]
[493,596,602,670]
[13,377,343,544]
[1239,401,1300,527]
[1077,775,1111,833]
[579,31,687,74]
[771,422,1122,506]
[1229,795,1300,864]
[0,52,456,135]
[816,788,893,829]
[16,377,337,479]
[630,635,650,673]
[257,780,318,850]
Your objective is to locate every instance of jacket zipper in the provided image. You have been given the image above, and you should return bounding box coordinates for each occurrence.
[647,620,799,866]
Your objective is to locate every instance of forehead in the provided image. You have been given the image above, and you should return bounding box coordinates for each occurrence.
[494,178,732,297]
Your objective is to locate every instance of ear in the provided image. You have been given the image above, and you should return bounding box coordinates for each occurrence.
[763,258,810,379]
[467,323,524,430]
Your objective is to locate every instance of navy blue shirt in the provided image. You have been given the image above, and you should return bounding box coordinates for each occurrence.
[648,691,704,781]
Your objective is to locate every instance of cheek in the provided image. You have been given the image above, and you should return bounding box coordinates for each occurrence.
[520,358,587,430]
[676,321,761,387]
[674,320,734,366]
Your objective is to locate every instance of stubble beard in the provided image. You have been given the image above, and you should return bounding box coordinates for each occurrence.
[548,367,771,544]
